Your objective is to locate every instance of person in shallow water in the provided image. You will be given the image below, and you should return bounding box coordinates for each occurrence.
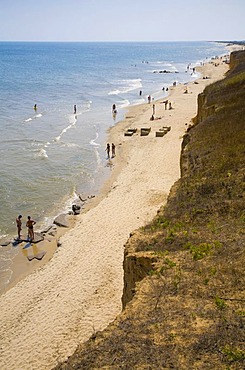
[26,216,36,241]
[16,214,22,240]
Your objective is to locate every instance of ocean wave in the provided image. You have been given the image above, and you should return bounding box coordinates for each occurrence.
[89,132,100,147]
[24,113,43,123]
[108,79,142,95]
[54,119,76,142]
[94,147,102,166]
[151,61,174,66]
[116,99,130,108]
[61,142,81,148]
[35,148,48,159]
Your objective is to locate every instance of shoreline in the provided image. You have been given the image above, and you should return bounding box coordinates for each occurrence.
[0,42,235,296]
[0,42,241,370]
[0,47,236,370]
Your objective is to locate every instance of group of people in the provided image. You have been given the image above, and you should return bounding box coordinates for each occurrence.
[16,215,36,241]
[106,143,116,159]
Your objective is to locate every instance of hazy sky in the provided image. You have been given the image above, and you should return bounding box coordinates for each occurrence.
[0,0,244,42]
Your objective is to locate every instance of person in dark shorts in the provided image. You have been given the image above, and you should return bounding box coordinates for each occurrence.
[106,143,110,159]
[16,215,22,240]
[112,143,115,158]
[26,216,36,241]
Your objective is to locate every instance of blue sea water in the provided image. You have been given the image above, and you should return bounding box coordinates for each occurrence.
[0,41,228,290]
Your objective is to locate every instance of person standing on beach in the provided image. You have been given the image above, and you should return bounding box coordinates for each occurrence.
[112,143,115,158]
[152,104,155,115]
[106,143,110,159]
[74,105,77,114]
[16,215,22,240]
[26,216,36,241]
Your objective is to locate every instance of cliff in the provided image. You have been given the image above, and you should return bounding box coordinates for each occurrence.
[55,51,245,370]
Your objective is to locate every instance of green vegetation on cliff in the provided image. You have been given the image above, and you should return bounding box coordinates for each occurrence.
[55,51,245,370]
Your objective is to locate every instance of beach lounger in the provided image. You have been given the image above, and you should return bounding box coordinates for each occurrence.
[124,128,137,136]
[156,131,167,137]
[159,126,171,132]
[140,127,151,136]
[124,131,134,136]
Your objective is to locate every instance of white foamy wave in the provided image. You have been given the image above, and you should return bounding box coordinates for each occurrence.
[116,99,130,109]
[89,132,100,147]
[24,112,42,123]
[36,148,48,159]
[54,119,76,142]
[108,79,142,95]
[68,114,77,125]
[152,61,173,67]
[84,100,92,112]
[94,148,102,166]
[62,142,80,148]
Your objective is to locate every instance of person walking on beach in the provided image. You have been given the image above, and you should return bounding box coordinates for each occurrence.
[112,143,115,158]
[148,95,151,104]
[73,105,77,114]
[106,143,110,159]
[26,216,36,241]
[16,215,22,240]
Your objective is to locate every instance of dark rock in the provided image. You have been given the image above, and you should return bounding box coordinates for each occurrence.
[72,204,81,215]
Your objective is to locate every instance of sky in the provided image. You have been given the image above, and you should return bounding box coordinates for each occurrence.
[0,0,244,42]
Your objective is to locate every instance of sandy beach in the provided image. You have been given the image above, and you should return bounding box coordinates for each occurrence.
[0,56,230,370]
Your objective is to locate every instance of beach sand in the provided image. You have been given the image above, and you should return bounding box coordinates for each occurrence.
[0,57,229,370]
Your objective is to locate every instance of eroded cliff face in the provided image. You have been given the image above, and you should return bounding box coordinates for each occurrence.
[122,233,158,308]
[122,49,245,311]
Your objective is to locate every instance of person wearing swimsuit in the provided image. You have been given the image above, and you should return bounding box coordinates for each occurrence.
[26,216,36,241]
[16,215,22,240]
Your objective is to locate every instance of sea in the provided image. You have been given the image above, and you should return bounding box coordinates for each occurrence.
[0,41,228,292]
